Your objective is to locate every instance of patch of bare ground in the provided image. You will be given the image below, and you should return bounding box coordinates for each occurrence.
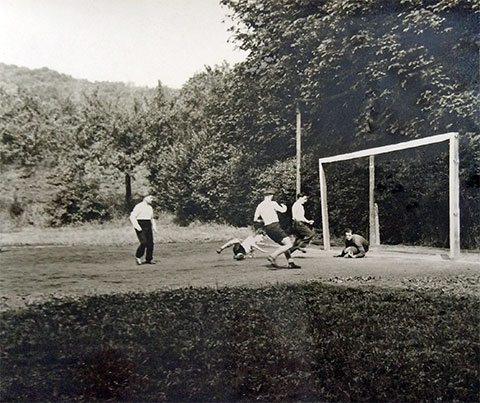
[1,242,478,311]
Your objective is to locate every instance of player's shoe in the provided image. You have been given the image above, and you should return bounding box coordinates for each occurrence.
[144,260,157,264]
[234,253,245,261]
[267,256,278,267]
[299,248,307,253]
[216,248,222,254]
[288,262,301,269]
[135,257,142,265]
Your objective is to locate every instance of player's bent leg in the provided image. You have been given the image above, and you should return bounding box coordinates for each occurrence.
[145,242,154,263]
[144,226,155,263]
[291,223,314,254]
[265,223,298,268]
[344,246,359,258]
[302,232,314,246]
[226,239,240,248]
[282,236,293,248]
[272,236,292,257]
[288,236,302,254]
[135,230,147,262]
[136,244,146,258]
[298,224,314,246]
[280,237,301,268]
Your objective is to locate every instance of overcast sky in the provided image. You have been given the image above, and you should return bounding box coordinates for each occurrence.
[0,0,248,88]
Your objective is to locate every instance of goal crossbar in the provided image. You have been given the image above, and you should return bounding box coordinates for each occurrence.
[319,133,453,164]
[318,132,460,259]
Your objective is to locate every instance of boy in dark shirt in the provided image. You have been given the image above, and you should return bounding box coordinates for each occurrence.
[335,228,369,258]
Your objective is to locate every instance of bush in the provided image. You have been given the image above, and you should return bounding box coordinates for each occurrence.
[8,196,24,219]
[47,162,113,226]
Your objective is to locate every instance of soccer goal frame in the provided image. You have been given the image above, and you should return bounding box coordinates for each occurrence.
[318,132,460,259]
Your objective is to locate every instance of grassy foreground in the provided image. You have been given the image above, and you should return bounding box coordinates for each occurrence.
[1,282,479,402]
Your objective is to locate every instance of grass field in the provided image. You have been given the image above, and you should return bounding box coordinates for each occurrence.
[0,214,252,247]
[1,223,479,402]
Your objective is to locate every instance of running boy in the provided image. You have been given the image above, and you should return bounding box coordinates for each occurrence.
[253,188,301,269]
[290,193,315,254]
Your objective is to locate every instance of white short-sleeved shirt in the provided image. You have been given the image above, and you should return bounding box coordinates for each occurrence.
[130,201,154,220]
[254,200,286,226]
[292,200,307,222]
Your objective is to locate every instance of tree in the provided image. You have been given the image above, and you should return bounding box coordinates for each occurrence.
[0,87,77,168]
[104,97,150,210]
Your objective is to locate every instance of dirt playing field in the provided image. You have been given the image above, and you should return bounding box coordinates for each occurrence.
[1,240,479,311]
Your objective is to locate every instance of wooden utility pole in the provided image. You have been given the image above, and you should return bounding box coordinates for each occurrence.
[296,101,302,196]
[368,155,379,245]
[449,132,460,259]
[295,98,313,196]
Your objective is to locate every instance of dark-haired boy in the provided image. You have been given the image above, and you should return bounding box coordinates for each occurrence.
[335,228,369,258]
[290,193,315,254]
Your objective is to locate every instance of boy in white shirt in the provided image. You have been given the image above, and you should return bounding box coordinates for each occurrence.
[290,193,315,254]
[253,188,301,269]
[216,231,267,260]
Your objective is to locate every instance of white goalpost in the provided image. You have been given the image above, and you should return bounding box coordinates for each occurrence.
[318,132,460,259]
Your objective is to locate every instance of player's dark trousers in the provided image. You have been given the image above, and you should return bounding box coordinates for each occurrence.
[289,221,314,253]
[135,220,154,262]
[265,222,292,259]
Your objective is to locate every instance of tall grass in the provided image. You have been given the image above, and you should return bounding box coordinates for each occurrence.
[1,282,478,402]
[0,212,251,247]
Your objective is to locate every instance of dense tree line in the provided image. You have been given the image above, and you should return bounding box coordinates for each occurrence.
[0,0,479,248]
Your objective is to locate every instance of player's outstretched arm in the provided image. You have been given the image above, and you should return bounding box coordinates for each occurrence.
[274,202,287,213]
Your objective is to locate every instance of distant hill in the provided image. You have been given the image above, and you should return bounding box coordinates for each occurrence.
[0,62,178,104]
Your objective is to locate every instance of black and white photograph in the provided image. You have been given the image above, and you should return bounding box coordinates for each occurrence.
[0,0,479,401]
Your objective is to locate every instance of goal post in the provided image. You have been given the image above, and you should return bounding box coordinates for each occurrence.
[318,132,460,259]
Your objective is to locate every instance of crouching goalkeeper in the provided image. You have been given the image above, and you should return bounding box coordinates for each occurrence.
[335,228,369,258]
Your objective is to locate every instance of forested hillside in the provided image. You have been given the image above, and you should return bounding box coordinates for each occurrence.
[0,63,175,228]
[1,0,479,249]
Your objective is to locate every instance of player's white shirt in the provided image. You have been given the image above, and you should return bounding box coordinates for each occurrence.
[292,200,307,222]
[241,235,262,252]
[129,201,157,232]
[130,201,154,220]
[254,200,286,225]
